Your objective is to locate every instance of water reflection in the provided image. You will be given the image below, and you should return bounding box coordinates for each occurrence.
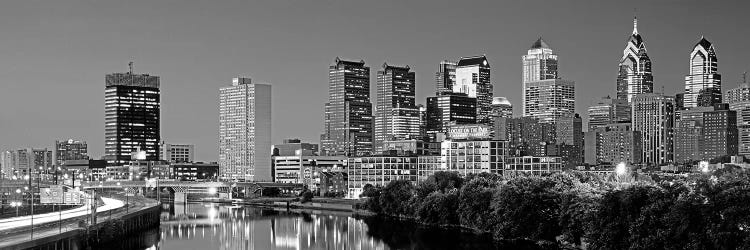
[98,202,532,250]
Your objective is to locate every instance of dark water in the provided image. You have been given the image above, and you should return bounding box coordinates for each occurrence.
[97,202,545,250]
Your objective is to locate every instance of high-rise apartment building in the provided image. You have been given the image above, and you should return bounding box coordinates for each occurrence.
[587,96,629,131]
[321,58,373,157]
[374,63,420,154]
[632,93,674,164]
[702,104,738,160]
[616,17,653,104]
[435,60,457,95]
[601,123,642,165]
[522,79,575,124]
[454,55,493,124]
[54,139,88,166]
[219,77,272,181]
[684,37,721,108]
[159,142,195,163]
[104,64,160,166]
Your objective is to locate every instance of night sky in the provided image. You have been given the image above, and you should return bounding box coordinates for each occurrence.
[1,0,748,161]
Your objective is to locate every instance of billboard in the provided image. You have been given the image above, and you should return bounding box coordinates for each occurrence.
[63,192,81,205]
[40,185,64,204]
[448,124,492,140]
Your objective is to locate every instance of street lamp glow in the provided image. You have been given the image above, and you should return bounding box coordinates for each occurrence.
[699,161,710,173]
[208,187,217,194]
[615,162,628,176]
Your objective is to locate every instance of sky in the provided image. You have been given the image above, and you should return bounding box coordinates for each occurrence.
[1,0,749,162]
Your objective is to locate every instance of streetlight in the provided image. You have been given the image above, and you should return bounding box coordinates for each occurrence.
[615,162,628,177]
[699,161,710,173]
[10,201,21,216]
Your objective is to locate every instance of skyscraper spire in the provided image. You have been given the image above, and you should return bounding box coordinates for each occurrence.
[633,15,638,35]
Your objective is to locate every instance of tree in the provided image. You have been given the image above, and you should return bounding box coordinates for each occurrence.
[458,176,497,231]
[416,171,463,199]
[415,192,459,225]
[378,180,415,216]
[491,177,562,241]
[300,189,314,203]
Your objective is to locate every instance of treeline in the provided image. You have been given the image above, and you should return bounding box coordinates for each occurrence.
[360,169,750,249]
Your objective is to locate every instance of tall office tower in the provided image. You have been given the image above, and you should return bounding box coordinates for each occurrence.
[105,63,160,166]
[321,58,373,157]
[374,63,420,154]
[159,142,195,163]
[454,55,493,124]
[616,17,653,104]
[702,104,737,160]
[219,77,272,181]
[425,93,477,136]
[725,74,750,155]
[522,37,558,93]
[587,96,629,131]
[683,37,722,108]
[490,97,513,119]
[522,79,575,124]
[435,60,457,95]
[54,139,89,166]
[632,93,675,164]
[601,123,642,165]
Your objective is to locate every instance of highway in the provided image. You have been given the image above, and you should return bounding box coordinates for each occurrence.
[0,197,124,231]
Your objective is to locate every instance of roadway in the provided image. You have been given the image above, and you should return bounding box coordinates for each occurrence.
[0,197,124,231]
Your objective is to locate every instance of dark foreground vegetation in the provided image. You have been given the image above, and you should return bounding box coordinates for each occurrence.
[360,168,750,249]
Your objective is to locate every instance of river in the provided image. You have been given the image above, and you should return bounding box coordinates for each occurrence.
[96,201,540,250]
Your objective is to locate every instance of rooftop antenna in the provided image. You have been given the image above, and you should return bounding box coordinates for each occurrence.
[128,61,134,74]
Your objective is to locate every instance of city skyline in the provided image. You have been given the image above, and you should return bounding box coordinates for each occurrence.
[1,1,750,161]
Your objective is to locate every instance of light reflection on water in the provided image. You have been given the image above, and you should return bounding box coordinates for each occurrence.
[98,202,507,250]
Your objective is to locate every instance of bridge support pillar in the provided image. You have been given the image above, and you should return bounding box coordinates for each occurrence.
[173,186,189,203]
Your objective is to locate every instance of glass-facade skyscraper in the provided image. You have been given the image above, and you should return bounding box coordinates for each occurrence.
[632,93,674,164]
[321,58,373,157]
[522,38,575,125]
[683,37,721,108]
[454,55,493,125]
[435,60,457,96]
[104,65,160,166]
[219,77,272,181]
[616,17,653,105]
[374,63,420,154]
[522,37,558,84]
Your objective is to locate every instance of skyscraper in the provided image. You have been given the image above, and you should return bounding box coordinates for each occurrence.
[454,55,493,124]
[425,93,477,136]
[616,17,653,104]
[54,139,88,166]
[522,79,575,124]
[632,93,674,164]
[587,96,629,131]
[490,97,513,120]
[725,74,750,156]
[435,60,457,96]
[522,37,558,84]
[321,58,373,157]
[219,77,272,181]
[374,63,420,154]
[104,63,160,166]
[683,37,722,108]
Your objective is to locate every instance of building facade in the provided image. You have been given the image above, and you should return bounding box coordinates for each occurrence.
[616,17,653,104]
[522,79,575,124]
[104,64,160,166]
[632,94,674,164]
[55,139,89,166]
[438,139,511,176]
[374,63,420,154]
[490,97,513,120]
[587,96,629,131]
[219,77,272,181]
[272,138,319,157]
[425,93,477,135]
[346,156,418,198]
[273,156,346,190]
[435,60,457,95]
[725,78,750,156]
[159,142,195,163]
[454,55,493,124]
[601,123,642,165]
[683,37,721,108]
[504,156,563,176]
[171,162,220,181]
[321,58,373,157]
[522,38,558,84]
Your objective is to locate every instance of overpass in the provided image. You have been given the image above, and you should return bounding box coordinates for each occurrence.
[77,180,303,202]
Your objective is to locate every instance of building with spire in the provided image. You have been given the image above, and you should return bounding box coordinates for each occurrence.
[454,55,493,125]
[683,37,722,108]
[374,63,420,154]
[320,58,374,157]
[616,17,653,107]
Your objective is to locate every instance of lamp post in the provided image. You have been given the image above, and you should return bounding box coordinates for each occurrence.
[10,201,21,216]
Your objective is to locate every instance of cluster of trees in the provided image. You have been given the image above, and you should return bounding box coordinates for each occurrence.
[360,169,750,249]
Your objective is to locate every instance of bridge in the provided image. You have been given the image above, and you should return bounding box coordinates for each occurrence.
[1,179,303,202]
